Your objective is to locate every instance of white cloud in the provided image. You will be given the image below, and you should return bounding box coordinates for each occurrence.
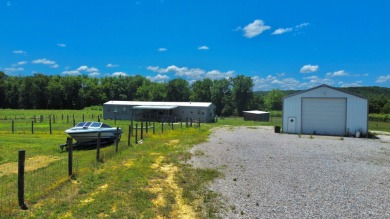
[107,63,119,68]
[325,70,348,77]
[205,70,234,80]
[4,67,24,72]
[32,58,58,68]
[296,22,310,28]
[32,58,56,65]
[272,27,293,35]
[376,75,390,83]
[18,61,27,65]
[252,75,300,90]
[57,43,66,47]
[62,70,80,75]
[147,74,170,82]
[13,50,26,54]
[112,72,127,77]
[147,65,235,80]
[62,65,99,75]
[77,66,88,71]
[272,22,309,36]
[6,1,11,7]
[88,72,100,77]
[198,46,209,50]
[77,65,99,73]
[338,81,363,87]
[158,48,167,52]
[300,64,319,73]
[243,19,271,38]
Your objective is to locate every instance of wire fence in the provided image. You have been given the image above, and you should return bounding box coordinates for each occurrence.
[0,115,201,217]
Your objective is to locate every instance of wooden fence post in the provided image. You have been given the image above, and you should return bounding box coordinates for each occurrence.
[146,122,148,134]
[18,150,28,210]
[161,121,164,133]
[115,127,119,153]
[82,114,84,122]
[12,119,14,134]
[171,120,174,130]
[96,132,101,162]
[31,121,34,134]
[128,125,131,146]
[67,138,73,178]
[141,122,144,140]
[198,117,201,127]
[135,124,138,144]
[153,122,155,134]
[49,116,52,134]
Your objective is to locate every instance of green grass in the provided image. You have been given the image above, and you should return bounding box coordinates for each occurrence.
[0,109,389,218]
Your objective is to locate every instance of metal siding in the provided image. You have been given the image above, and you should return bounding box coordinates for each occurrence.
[283,95,302,133]
[301,98,347,135]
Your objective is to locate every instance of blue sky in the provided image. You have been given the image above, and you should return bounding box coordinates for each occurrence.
[1,0,389,90]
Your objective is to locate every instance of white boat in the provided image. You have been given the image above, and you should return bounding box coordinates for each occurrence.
[65,122,122,144]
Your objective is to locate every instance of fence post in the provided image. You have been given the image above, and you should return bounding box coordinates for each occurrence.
[96,132,101,162]
[141,122,144,140]
[198,117,201,127]
[161,121,164,133]
[49,116,52,134]
[82,114,84,122]
[18,150,28,210]
[31,121,34,134]
[190,118,193,127]
[128,125,131,146]
[73,118,75,127]
[115,127,119,153]
[146,122,148,134]
[135,124,138,144]
[12,119,14,134]
[171,120,174,130]
[153,122,155,134]
[98,115,100,122]
[67,138,73,178]
[67,115,69,123]
[180,118,182,128]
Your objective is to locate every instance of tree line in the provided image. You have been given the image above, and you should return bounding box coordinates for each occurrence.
[0,72,389,115]
[0,72,268,116]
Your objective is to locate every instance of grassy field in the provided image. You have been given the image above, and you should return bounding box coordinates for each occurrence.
[0,109,389,218]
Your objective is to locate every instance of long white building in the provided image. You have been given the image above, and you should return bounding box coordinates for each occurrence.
[103,101,216,123]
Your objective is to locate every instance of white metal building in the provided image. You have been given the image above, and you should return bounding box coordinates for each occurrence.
[282,84,368,136]
[103,101,216,123]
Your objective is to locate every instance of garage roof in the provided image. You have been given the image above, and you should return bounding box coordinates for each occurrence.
[132,105,178,110]
[283,84,367,100]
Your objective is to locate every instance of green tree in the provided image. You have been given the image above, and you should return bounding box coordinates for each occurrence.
[190,78,213,102]
[264,89,284,111]
[231,75,254,116]
[167,78,190,101]
[211,78,232,116]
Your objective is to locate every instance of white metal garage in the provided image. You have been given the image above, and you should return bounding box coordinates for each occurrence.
[283,84,368,136]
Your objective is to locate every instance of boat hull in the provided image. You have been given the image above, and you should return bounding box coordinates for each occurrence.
[66,129,122,143]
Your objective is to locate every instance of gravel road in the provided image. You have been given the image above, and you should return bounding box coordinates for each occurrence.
[189,126,390,218]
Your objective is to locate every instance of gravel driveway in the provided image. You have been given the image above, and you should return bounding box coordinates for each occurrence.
[189,126,390,218]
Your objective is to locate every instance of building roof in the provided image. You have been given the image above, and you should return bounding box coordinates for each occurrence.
[283,84,368,100]
[242,110,269,114]
[104,101,214,107]
[133,105,178,110]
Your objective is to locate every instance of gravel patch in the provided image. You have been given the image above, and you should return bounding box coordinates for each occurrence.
[189,126,390,218]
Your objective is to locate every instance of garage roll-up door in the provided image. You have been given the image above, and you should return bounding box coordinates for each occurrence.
[302,98,346,135]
